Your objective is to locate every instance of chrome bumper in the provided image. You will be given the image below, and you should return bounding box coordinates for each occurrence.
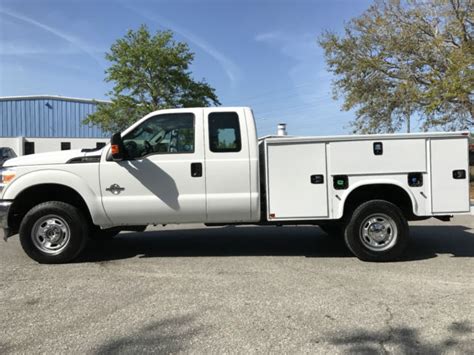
[0,201,13,241]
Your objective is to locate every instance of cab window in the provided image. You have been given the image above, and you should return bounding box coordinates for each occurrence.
[208,112,241,153]
[122,113,194,159]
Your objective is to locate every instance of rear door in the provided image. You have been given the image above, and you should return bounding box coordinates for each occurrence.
[430,138,470,213]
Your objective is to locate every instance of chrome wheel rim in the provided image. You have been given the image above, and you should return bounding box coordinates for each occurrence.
[31,215,71,255]
[359,213,397,252]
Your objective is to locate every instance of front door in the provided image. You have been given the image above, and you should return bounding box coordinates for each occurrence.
[100,109,206,225]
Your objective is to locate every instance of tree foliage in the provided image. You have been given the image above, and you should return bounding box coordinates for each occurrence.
[319,0,473,133]
[85,25,220,133]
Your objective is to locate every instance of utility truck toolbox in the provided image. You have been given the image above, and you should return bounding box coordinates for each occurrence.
[0,107,470,263]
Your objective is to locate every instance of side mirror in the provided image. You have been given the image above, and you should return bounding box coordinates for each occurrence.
[110,132,124,161]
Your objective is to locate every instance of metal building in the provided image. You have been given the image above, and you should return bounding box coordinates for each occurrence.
[0,95,110,156]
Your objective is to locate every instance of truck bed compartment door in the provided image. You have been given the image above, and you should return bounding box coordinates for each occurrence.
[266,142,328,219]
[430,138,470,213]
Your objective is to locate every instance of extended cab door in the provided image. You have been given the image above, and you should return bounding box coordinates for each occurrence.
[99,109,206,225]
[204,108,252,222]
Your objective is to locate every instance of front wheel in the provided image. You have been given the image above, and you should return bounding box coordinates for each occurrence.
[19,201,88,264]
[344,200,409,262]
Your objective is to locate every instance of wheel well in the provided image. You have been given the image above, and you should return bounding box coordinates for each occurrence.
[343,184,415,220]
[8,184,92,232]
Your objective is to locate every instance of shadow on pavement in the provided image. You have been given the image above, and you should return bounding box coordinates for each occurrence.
[93,314,201,354]
[77,224,474,263]
[324,320,473,354]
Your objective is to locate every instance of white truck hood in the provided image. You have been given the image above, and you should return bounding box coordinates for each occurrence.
[3,149,101,167]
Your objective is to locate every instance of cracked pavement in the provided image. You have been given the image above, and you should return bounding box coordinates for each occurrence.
[1,216,473,353]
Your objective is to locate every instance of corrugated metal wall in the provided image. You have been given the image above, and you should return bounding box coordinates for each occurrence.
[0,97,108,138]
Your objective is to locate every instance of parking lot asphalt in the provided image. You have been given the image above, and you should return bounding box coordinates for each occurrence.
[1,216,473,354]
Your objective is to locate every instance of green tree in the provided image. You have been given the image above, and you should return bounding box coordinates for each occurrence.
[319,0,473,133]
[85,25,220,133]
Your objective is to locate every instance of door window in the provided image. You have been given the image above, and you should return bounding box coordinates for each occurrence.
[122,113,194,159]
[208,112,241,152]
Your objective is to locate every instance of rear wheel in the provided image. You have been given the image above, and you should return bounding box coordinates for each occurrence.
[19,201,88,264]
[344,200,409,262]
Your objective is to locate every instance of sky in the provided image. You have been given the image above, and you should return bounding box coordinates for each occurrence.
[0,0,374,136]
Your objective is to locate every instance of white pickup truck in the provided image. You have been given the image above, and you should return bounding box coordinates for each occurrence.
[0,107,470,263]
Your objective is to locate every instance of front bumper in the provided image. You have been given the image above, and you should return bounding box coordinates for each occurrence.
[0,201,13,241]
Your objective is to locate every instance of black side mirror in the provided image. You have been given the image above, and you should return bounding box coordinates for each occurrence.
[110,132,124,161]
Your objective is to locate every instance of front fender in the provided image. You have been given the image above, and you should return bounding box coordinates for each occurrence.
[3,168,111,226]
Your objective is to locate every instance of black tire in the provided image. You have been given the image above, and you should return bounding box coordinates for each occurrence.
[344,200,409,262]
[19,201,88,264]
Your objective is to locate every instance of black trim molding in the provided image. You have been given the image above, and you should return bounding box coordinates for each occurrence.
[67,156,101,164]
